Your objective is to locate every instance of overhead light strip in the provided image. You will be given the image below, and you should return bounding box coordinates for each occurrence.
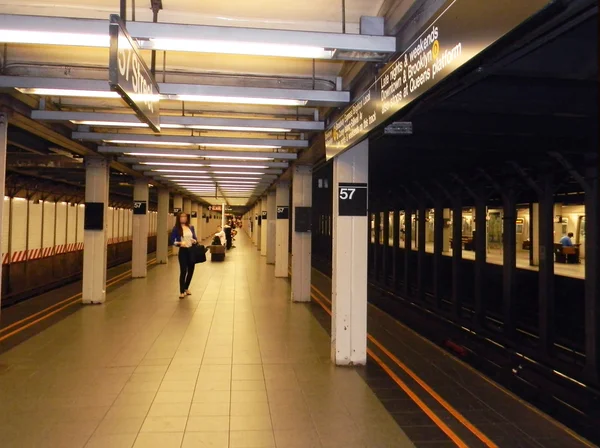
[0,15,395,60]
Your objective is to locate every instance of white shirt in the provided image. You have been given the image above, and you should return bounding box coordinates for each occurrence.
[181,226,193,248]
[215,230,226,247]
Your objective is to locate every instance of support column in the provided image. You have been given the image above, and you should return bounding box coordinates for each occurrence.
[183,198,192,214]
[256,202,262,251]
[132,179,149,278]
[474,197,487,328]
[404,205,412,296]
[433,202,443,307]
[452,201,462,317]
[221,202,226,228]
[531,203,540,266]
[538,176,555,357]
[373,211,381,281]
[266,191,276,264]
[156,188,169,264]
[172,195,183,254]
[382,211,389,284]
[503,193,517,339]
[275,182,290,277]
[332,139,368,365]
[197,205,204,239]
[191,201,199,237]
[292,165,312,302]
[417,203,426,300]
[252,205,258,246]
[584,161,599,381]
[0,113,7,312]
[260,197,267,256]
[82,157,109,304]
[392,210,400,291]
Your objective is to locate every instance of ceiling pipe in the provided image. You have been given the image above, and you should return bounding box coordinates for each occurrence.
[150,0,163,78]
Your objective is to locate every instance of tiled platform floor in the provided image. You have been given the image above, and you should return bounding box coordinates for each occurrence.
[0,234,412,448]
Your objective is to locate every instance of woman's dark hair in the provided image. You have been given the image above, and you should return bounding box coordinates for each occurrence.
[175,212,190,237]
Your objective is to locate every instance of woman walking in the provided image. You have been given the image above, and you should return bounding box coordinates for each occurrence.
[171,212,198,299]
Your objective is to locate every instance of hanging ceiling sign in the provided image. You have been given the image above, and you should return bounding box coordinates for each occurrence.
[108,14,160,132]
[325,0,553,159]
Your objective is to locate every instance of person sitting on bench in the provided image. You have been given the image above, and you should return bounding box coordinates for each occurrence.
[215,225,226,247]
[560,232,574,247]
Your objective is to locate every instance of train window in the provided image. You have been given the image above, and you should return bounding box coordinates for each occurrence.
[370,214,375,243]
[399,211,405,248]
[379,212,385,245]
[388,212,394,246]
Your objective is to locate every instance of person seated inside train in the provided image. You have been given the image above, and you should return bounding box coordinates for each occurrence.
[559,232,574,247]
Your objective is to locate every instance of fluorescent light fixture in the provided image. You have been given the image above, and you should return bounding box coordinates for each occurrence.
[202,155,274,161]
[17,88,119,98]
[72,120,148,127]
[214,176,262,180]
[124,152,202,158]
[217,181,259,185]
[154,169,208,173]
[208,164,268,169]
[170,94,307,106]
[107,140,195,146]
[148,38,331,59]
[0,29,109,47]
[189,125,291,132]
[70,121,288,132]
[141,162,205,167]
[212,171,264,175]
[201,143,281,149]
[162,175,212,178]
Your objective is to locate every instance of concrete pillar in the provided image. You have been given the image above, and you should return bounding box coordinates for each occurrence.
[191,202,199,238]
[132,179,149,278]
[275,182,290,277]
[198,205,205,239]
[172,195,183,255]
[266,191,276,264]
[82,157,109,304]
[260,197,267,255]
[183,198,192,215]
[331,139,368,365]
[252,205,258,246]
[173,195,183,214]
[0,113,7,312]
[291,165,312,302]
[553,203,563,241]
[442,208,451,253]
[156,188,169,264]
[532,203,540,266]
[222,202,226,228]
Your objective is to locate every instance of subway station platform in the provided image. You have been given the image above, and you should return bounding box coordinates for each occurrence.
[0,234,410,448]
[0,233,594,448]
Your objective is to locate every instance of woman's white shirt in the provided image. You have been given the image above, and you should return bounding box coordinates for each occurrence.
[181,226,194,247]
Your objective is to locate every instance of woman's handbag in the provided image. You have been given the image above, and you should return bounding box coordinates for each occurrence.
[190,244,207,264]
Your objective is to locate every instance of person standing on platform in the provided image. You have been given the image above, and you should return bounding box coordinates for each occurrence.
[224,220,233,249]
[171,212,198,299]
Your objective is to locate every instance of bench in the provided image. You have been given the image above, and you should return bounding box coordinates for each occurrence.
[209,245,226,262]
[554,243,580,264]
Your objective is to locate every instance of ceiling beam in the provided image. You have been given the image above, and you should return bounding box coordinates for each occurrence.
[98,146,298,160]
[74,132,308,148]
[118,158,288,168]
[31,110,325,131]
[1,77,349,107]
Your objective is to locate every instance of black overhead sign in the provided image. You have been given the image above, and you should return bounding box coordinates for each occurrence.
[325,0,552,159]
[109,14,160,132]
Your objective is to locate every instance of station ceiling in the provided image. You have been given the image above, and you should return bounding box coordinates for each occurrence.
[0,0,407,209]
